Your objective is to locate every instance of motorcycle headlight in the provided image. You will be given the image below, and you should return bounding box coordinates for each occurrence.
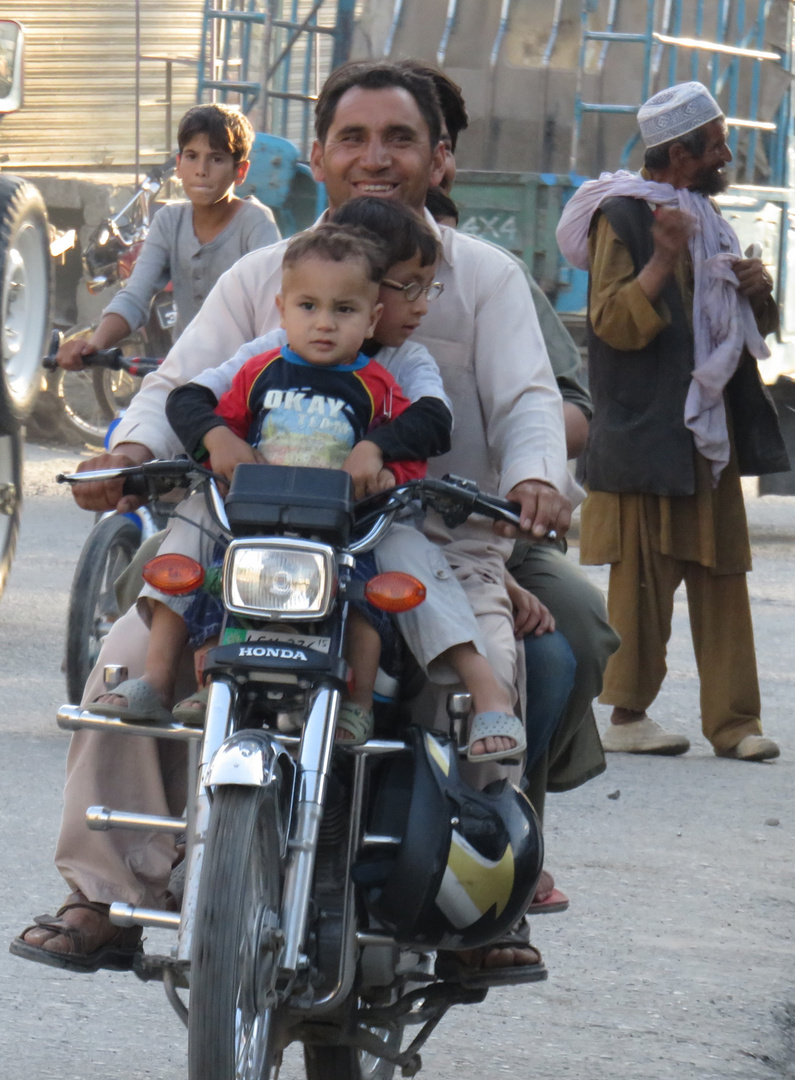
[223,538,335,620]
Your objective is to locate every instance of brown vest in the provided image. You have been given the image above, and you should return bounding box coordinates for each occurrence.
[583,196,788,495]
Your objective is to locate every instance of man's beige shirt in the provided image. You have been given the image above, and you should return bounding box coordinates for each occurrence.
[113,214,580,509]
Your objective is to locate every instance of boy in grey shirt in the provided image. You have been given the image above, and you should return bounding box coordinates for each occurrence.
[56,103,280,367]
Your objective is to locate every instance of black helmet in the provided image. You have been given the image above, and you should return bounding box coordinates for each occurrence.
[354,726,543,950]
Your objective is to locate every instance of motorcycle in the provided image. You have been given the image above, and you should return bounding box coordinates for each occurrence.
[54,459,545,1080]
[36,158,176,449]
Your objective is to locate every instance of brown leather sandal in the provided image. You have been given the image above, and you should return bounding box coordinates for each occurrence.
[435,917,548,988]
[9,893,143,973]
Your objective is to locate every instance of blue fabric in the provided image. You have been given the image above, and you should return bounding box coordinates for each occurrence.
[182,541,226,650]
[350,550,401,678]
[522,630,577,775]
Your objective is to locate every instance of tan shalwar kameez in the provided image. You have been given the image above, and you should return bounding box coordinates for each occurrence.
[579,215,764,751]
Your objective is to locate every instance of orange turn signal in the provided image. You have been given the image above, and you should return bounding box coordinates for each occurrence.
[142,554,205,596]
[364,572,426,613]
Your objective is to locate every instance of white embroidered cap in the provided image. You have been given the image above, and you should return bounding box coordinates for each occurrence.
[637,82,723,148]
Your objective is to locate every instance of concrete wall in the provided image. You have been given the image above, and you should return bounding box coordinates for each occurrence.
[354,0,791,179]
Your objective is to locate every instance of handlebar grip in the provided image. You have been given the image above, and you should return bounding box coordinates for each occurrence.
[121,474,149,500]
[80,348,125,370]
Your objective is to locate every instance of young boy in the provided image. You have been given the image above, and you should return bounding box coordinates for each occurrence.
[96,207,524,759]
[55,103,280,369]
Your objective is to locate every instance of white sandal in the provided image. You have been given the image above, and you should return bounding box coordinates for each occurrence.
[335,703,374,746]
[466,711,527,763]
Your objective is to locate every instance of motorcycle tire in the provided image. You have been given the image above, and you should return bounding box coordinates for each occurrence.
[0,427,22,599]
[0,176,50,432]
[64,513,142,703]
[189,784,285,1080]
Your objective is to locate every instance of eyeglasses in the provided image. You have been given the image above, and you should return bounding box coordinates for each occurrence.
[381,278,445,303]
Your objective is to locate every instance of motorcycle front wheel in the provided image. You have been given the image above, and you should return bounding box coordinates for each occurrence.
[189,784,284,1080]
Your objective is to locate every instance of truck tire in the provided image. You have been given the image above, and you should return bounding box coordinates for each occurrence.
[0,176,50,432]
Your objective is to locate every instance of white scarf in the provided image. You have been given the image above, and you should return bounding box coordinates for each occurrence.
[557,170,770,484]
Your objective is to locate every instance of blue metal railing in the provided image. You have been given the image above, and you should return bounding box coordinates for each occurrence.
[570,0,791,188]
[197,0,355,156]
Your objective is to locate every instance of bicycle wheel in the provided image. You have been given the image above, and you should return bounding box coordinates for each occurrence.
[188,784,285,1080]
[64,513,141,703]
[47,329,149,451]
[0,428,22,599]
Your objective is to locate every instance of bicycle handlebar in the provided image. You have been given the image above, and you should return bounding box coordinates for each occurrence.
[42,329,161,376]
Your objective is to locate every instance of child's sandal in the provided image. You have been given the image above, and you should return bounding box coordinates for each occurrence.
[466,711,527,762]
[335,703,374,746]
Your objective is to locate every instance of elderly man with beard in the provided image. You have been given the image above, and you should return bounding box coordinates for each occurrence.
[557,82,787,761]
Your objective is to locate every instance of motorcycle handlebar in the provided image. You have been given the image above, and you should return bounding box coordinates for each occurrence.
[55,463,529,535]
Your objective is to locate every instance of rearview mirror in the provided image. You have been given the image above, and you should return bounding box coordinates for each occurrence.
[0,21,24,115]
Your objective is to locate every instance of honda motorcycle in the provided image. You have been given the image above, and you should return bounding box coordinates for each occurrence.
[55,459,545,1080]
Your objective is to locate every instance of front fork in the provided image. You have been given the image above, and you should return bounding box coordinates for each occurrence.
[176,676,342,981]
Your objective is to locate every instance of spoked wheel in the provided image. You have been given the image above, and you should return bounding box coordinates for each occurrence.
[64,513,141,703]
[45,328,148,451]
[305,1031,401,1080]
[189,784,285,1080]
[0,176,50,432]
[303,1004,404,1080]
[0,427,22,598]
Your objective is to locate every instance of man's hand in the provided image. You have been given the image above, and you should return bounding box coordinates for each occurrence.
[494,479,572,540]
[203,426,264,485]
[651,206,695,263]
[733,257,773,304]
[637,207,696,303]
[505,571,555,638]
[72,442,153,513]
[341,439,385,500]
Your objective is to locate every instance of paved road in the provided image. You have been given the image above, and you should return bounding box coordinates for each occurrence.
[1,441,794,1079]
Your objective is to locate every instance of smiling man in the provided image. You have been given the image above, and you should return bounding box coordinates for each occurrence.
[13,61,577,982]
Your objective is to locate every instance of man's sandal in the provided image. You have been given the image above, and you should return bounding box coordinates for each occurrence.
[435,917,547,988]
[335,703,374,746]
[89,678,174,724]
[528,868,570,915]
[466,710,527,763]
[9,894,143,973]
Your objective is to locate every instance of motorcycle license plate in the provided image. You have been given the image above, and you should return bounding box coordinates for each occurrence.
[155,298,176,330]
[226,628,332,654]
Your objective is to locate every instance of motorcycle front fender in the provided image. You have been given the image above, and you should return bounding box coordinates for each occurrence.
[205,729,287,788]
